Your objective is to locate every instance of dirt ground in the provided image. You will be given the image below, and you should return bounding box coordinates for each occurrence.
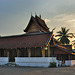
[0,66,75,75]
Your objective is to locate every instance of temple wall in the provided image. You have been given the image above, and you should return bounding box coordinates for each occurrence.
[58,60,75,66]
[65,60,75,66]
[0,57,8,65]
[15,57,58,67]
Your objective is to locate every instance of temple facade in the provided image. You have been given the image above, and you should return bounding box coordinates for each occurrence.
[0,15,75,67]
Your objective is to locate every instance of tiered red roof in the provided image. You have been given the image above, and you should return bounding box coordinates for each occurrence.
[0,32,52,49]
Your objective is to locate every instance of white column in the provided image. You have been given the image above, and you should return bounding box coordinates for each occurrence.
[48,46,50,57]
[7,50,9,57]
[28,48,31,57]
[41,47,45,57]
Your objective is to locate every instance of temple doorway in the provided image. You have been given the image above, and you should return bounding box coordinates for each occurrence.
[9,49,17,62]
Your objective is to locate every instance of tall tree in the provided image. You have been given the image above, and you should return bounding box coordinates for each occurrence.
[55,27,73,44]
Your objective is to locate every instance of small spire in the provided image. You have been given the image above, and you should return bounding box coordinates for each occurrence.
[35,12,37,16]
[39,14,41,19]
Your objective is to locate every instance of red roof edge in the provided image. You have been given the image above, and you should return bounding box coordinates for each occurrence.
[55,44,72,54]
[45,32,53,47]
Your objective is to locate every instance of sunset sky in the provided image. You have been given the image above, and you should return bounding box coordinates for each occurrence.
[0,0,75,40]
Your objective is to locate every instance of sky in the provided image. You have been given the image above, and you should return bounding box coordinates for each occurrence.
[0,0,75,39]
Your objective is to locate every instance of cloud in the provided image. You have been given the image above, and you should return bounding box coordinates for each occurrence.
[68,19,75,22]
[46,14,75,34]
[51,14,75,27]
[44,19,51,23]
[68,19,75,27]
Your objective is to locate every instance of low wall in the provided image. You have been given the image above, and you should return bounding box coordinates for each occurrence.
[57,61,62,66]
[0,57,8,65]
[58,60,75,66]
[65,60,75,66]
[15,57,58,67]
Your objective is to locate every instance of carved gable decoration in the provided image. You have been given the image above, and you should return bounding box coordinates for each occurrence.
[24,15,49,33]
[27,22,40,33]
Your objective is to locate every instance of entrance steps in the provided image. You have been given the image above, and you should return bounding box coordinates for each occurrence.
[4,62,18,67]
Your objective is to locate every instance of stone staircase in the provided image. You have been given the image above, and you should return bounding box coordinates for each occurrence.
[4,62,18,67]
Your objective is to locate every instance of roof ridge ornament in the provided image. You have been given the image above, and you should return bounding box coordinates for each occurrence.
[31,12,32,17]
[39,14,41,19]
[35,12,37,16]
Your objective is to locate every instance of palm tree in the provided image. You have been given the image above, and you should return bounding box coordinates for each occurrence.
[55,27,73,44]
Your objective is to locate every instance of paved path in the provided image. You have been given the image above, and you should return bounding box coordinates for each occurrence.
[0,66,75,75]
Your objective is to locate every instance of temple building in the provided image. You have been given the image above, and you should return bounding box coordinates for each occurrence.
[0,14,75,67]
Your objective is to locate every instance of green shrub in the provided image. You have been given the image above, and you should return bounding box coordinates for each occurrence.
[50,62,56,67]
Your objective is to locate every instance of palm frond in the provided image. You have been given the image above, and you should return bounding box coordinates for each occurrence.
[67,35,72,38]
[55,27,72,45]
[57,38,61,41]
[57,31,62,34]
[72,40,75,42]
[55,35,62,37]
[65,28,70,34]
[67,33,74,37]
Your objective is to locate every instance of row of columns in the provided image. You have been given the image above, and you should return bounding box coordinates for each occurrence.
[57,54,72,61]
[0,46,51,57]
[16,48,31,57]
[17,46,51,57]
